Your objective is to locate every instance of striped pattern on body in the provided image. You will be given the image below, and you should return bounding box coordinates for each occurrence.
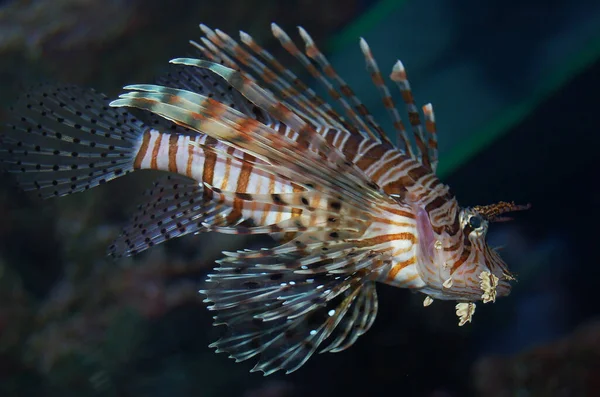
[130,119,450,288]
[133,127,303,228]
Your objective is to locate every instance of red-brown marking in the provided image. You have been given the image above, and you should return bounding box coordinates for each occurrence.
[150,133,162,169]
[227,153,255,224]
[387,256,416,281]
[168,134,179,173]
[133,130,151,169]
[350,232,416,248]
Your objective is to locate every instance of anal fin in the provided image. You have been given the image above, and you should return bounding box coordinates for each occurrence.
[108,174,233,258]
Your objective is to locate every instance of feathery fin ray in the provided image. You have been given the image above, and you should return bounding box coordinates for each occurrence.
[0,85,142,198]
[201,241,382,375]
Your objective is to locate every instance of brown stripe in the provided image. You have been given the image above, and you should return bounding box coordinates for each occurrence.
[220,146,236,190]
[450,252,469,274]
[282,232,298,243]
[168,134,179,173]
[425,196,447,214]
[349,232,416,248]
[401,90,414,104]
[341,134,360,159]
[387,256,416,281]
[408,111,421,127]
[227,153,255,224]
[370,216,414,227]
[380,206,415,219]
[291,183,304,218]
[150,132,162,170]
[322,127,335,145]
[420,174,439,190]
[202,137,218,200]
[382,96,394,109]
[262,67,277,84]
[236,153,255,193]
[323,65,336,79]
[371,72,384,85]
[339,84,353,97]
[446,215,461,236]
[407,163,430,181]
[355,103,369,117]
[371,155,407,184]
[133,130,151,169]
[276,122,293,140]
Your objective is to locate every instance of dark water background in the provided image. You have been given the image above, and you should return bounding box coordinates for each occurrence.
[0,0,599,396]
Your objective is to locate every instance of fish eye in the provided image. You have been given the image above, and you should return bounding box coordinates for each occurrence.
[468,214,483,229]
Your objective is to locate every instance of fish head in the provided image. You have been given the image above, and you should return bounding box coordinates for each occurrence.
[415,201,529,302]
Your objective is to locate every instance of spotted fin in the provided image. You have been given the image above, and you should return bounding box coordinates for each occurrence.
[200,238,383,375]
[0,85,144,198]
[108,174,234,258]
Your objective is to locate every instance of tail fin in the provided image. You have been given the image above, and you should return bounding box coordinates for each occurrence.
[0,85,145,198]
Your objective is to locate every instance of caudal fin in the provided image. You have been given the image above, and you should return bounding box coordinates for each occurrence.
[0,85,145,198]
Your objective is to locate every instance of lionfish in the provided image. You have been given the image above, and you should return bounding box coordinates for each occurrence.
[1,23,528,375]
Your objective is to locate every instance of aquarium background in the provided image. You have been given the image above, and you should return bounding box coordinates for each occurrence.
[1,0,599,396]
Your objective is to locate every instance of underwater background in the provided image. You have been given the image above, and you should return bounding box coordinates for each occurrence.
[1,0,600,396]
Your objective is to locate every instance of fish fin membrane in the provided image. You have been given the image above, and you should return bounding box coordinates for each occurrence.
[108,174,233,258]
[201,238,381,376]
[0,84,144,198]
[319,281,378,353]
[155,63,268,124]
[110,80,385,213]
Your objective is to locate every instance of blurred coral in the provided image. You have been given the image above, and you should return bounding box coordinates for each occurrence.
[0,169,257,393]
[0,0,136,56]
[472,320,600,397]
[25,246,208,374]
[0,0,363,106]
[0,260,32,354]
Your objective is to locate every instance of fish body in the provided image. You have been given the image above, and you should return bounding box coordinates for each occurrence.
[129,124,440,291]
[0,23,528,375]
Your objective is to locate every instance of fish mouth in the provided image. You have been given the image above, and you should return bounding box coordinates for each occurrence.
[495,276,512,297]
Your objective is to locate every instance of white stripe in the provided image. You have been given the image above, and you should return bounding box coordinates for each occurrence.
[365,150,403,177]
[378,160,421,187]
[155,133,171,170]
[225,162,242,192]
[336,130,351,154]
[175,135,191,174]
[140,130,160,169]
[352,138,378,163]
[189,136,207,181]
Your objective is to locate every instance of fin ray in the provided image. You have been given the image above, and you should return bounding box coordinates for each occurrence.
[1,85,143,198]
[108,174,233,257]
